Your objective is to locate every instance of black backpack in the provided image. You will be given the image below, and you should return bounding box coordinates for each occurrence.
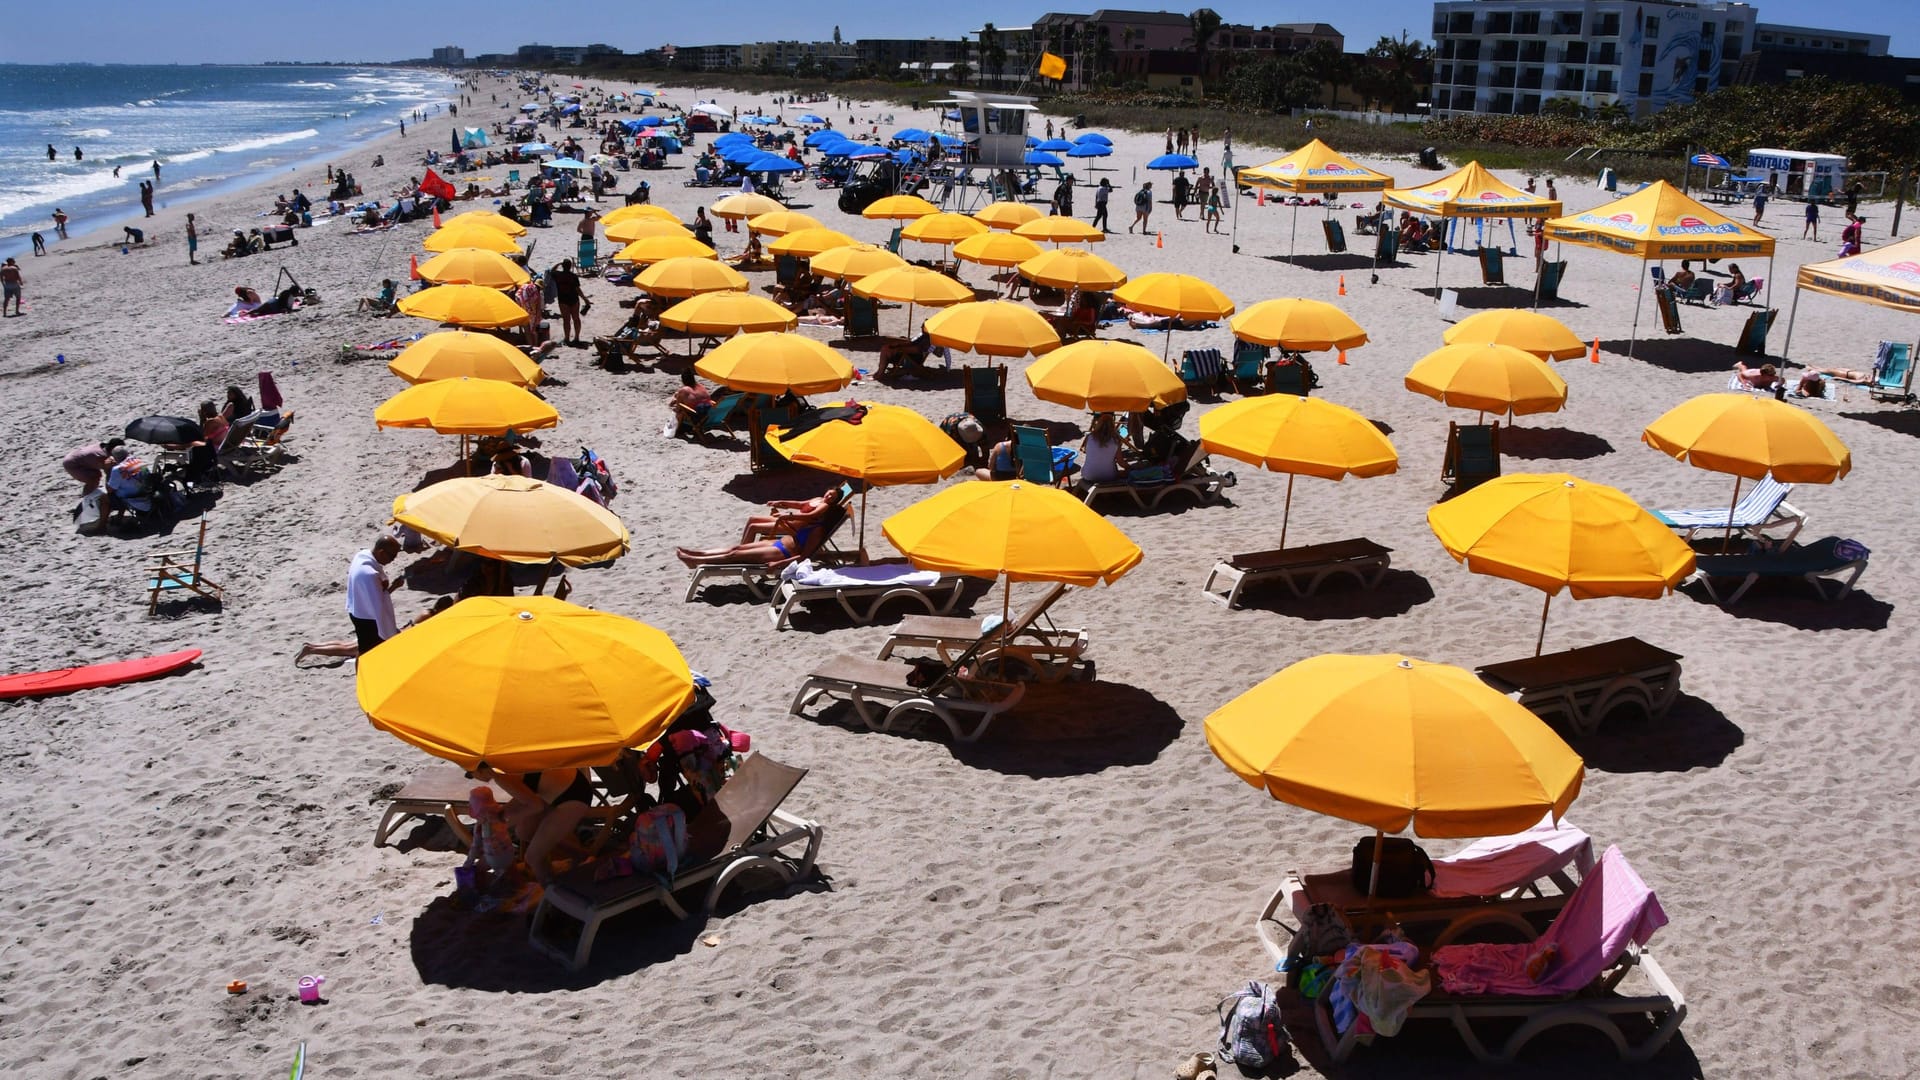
[1350,836,1436,897]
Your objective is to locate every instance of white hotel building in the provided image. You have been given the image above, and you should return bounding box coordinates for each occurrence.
[1430,0,1758,118]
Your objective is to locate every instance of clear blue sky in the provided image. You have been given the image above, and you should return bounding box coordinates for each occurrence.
[0,0,1906,65]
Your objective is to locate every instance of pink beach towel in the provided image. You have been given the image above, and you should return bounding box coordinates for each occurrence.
[258,371,283,411]
[1432,845,1667,996]
[1431,815,1595,898]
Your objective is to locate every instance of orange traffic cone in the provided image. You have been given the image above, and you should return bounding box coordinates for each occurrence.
[1590,338,1601,363]
[1156,231,1163,249]
[1338,274,1346,296]
[1337,349,1349,366]
[1258,187,1266,207]
[408,253,420,281]
[431,206,442,228]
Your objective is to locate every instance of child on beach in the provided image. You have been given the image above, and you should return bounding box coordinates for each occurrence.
[0,258,21,316]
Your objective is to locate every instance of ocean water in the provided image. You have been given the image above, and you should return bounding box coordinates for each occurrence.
[0,64,457,250]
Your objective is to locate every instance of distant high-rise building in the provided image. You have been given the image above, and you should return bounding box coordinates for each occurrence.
[431,46,465,66]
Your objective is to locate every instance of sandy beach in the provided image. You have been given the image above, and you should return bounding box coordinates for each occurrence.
[3,73,1919,1079]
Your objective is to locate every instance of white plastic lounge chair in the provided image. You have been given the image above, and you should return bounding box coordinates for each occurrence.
[789,645,1027,742]
[1476,636,1683,736]
[1078,441,1235,511]
[1311,845,1686,1065]
[683,502,857,604]
[769,558,967,630]
[1651,476,1804,552]
[528,754,823,971]
[876,582,1089,682]
[374,766,504,848]
[1258,817,1595,964]
[1201,539,1393,608]
[1688,534,1867,605]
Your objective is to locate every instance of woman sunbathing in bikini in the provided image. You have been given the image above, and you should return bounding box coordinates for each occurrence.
[737,485,846,543]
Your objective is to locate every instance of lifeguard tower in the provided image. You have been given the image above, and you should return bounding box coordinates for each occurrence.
[929,90,1038,210]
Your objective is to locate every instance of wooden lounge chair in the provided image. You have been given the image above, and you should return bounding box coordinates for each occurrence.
[876,581,1088,682]
[1476,636,1683,736]
[1322,218,1347,254]
[768,558,968,630]
[1651,476,1804,551]
[1652,286,1684,335]
[146,515,224,614]
[1309,846,1686,1066]
[790,648,1027,743]
[1479,246,1505,285]
[963,363,1008,423]
[1688,535,1868,605]
[1201,539,1393,608]
[1257,817,1595,963]
[374,766,504,849]
[1178,348,1227,397]
[683,502,855,604]
[1734,308,1776,355]
[1079,441,1234,511]
[1441,421,1501,489]
[527,753,823,971]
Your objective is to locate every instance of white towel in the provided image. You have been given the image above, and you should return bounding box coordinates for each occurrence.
[781,559,942,589]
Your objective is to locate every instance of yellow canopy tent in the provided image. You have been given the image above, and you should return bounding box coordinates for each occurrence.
[1237,139,1394,260]
[1383,161,1562,296]
[1781,234,1920,361]
[1543,181,1776,355]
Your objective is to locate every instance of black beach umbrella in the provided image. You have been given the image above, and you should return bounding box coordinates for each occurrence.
[452,128,461,155]
[126,415,202,444]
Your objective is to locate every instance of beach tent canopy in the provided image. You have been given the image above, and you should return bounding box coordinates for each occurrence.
[460,127,490,148]
[1385,161,1559,219]
[1543,181,1773,259]
[1240,139,1394,193]
[1793,234,1920,313]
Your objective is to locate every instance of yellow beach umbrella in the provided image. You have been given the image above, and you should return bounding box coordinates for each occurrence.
[397,283,531,329]
[1019,247,1127,291]
[1205,654,1583,856]
[954,231,1043,268]
[768,402,967,553]
[392,475,630,566]
[1199,395,1398,548]
[884,480,1142,587]
[852,265,976,335]
[809,242,907,281]
[711,192,784,220]
[1406,342,1569,421]
[768,227,856,259]
[1428,473,1696,654]
[416,247,532,289]
[374,377,558,435]
[1024,339,1185,412]
[974,201,1044,231]
[388,330,544,387]
[902,212,988,248]
[746,210,824,237]
[658,291,797,335]
[633,256,749,298]
[1443,309,1587,360]
[1642,393,1851,547]
[444,209,529,236]
[924,300,1062,359]
[613,235,717,264]
[694,332,854,395]
[604,217,693,245]
[861,194,941,220]
[1230,298,1368,359]
[1115,272,1235,362]
[357,596,695,772]
[423,222,521,254]
[599,203,682,227]
[1014,215,1106,245]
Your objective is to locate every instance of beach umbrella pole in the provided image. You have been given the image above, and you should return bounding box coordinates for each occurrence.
[1365,828,1385,903]
[1290,201,1299,262]
[1723,476,1744,553]
[1781,286,1802,362]
[857,487,870,563]
[1280,473,1295,550]
[1628,255,1648,359]
[1535,592,1552,656]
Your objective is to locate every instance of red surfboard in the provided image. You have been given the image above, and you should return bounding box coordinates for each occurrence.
[0,649,201,700]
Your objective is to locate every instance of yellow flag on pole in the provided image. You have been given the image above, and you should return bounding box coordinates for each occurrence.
[1038,52,1067,80]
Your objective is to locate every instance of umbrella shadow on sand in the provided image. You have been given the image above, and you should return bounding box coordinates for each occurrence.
[1839,408,1920,439]
[1270,252,1379,273]
[1566,692,1743,774]
[1418,285,1587,310]
[1676,580,1892,631]
[1232,568,1436,621]
[1499,425,1615,461]
[1598,338,1742,374]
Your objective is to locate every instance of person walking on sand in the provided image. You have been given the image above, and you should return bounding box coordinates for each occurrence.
[1752,185,1769,226]
[51,208,68,240]
[1,258,23,317]
[186,213,199,265]
[1803,200,1820,241]
[1092,179,1111,232]
[1129,181,1153,234]
[31,232,46,256]
[295,537,403,663]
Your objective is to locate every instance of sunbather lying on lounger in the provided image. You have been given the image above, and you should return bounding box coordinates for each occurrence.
[676,520,830,568]
[739,485,846,543]
[1733,360,1781,391]
[1798,365,1873,385]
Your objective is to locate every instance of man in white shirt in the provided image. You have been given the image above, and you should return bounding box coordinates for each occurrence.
[296,537,403,664]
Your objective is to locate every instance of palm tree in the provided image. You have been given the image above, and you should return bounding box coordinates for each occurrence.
[980,24,1007,87]
[1188,8,1224,63]
[1365,33,1434,113]
[1298,41,1352,109]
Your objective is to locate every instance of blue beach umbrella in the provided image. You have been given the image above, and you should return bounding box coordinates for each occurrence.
[519,103,540,112]
[561,104,581,115]
[519,142,554,154]
[805,130,844,148]
[546,158,589,171]
[746,114,780,125]
[945,109,963,121]
[637,115,666,127]
[714,132,755,147]
[893,128,933,144]
[749,154,803,174]
[1066,142,1111,159]
[1024,151,1064,166]
[1147,153,1199,170]
[636,89,657,97]
[1074,132,1112,146]
[620,119,646,133]
[720,144,763,164]
[1038,138,1074,152]
[850,146,892,160]
[930,133,967,148]
[1026,135,1041,148]
[798,114,828,124]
